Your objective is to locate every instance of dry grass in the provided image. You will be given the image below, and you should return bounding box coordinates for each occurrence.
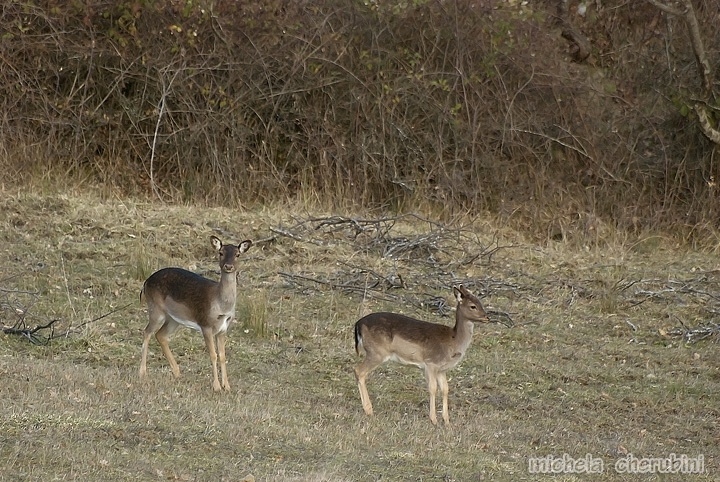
[1,189,718,481]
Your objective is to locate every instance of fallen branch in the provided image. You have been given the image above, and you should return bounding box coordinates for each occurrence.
[1,302,134,344]
[58,302,134,338]
[312,216,388,239]
[337,261,406,290]
[270,226,324,246]
[664,321,720,344]
[2,319,58,345]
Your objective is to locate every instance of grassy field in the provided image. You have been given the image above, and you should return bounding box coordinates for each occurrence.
[0,190,718,481]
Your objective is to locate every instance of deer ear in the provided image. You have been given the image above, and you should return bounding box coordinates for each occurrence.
[238,240,252,253]
[453,285,463,302]
[210,236,223,251]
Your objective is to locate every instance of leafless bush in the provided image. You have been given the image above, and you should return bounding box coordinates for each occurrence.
[0,0,717,242]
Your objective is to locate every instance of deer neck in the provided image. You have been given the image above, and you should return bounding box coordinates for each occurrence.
[453,312,475,344]
[217,271,238,310]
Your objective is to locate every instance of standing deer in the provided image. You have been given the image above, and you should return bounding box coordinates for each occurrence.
[353,285,490,425]
[139,236,252,391]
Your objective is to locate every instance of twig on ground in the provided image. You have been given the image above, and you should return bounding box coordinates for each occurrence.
[58,302,134,338]
[488,310,515,328]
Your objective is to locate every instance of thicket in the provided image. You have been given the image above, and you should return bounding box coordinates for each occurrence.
[1,0,718,242]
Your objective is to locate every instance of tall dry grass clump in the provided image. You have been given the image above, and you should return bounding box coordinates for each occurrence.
[237,290,270,338]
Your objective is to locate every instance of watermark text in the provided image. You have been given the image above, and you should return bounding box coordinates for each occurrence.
[528,453,704,474]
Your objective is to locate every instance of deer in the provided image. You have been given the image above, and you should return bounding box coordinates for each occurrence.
[353,285,490,425]
[139,235,252,392]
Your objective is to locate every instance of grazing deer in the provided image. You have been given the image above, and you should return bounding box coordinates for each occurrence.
[353,285,489,425]
[139,236,252,391]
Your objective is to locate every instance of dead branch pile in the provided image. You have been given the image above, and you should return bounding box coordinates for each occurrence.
[270,215,528,327]
[267,215,720,338]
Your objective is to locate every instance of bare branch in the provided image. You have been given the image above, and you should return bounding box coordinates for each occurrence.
[149,67,181,202]
[647,0,717,145]
[269,226,324,246]
[645,0,685,16]
[647,0,713,97]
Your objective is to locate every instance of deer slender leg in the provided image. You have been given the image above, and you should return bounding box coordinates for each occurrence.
[140,309,167,377]
[155,320,181,378]
[354,358,380,416]
[437,372,450,425]
[425,367,439,426]
[216,331,230,391]
[202,327,222,391]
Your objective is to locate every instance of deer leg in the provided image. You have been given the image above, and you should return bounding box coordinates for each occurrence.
[437,372,450,425]
[140,324,156,378]
[216,331,230,392]
[140,331,152,378]
[141,309,168,378]
[354,358,379,416]
[425,367,439,426]
[155,320,181,378]
[202,327,222,391]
